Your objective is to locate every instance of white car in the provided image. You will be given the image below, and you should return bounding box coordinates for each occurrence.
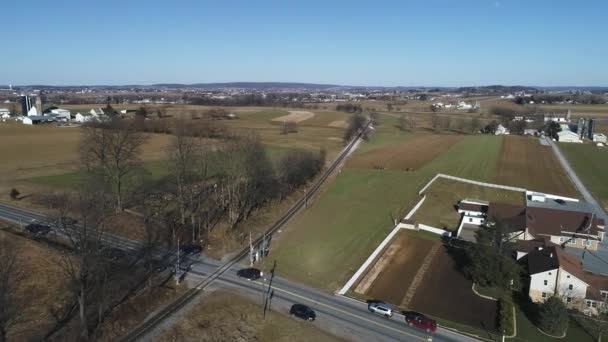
[368,302,393,318]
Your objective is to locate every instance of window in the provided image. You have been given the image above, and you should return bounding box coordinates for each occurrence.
[542,292,547,298]
[568,238,577,245]
[601,291,608,299]
[584,240,592,247]
[593,301,598,308]
[587,300,592,308]
[544,280,548,286]
[567,297,572,303]
[569,284,574,290]
[559,237,565,243]
[567,275,570,279]
[549,272,552,275]
[469,218,473,223]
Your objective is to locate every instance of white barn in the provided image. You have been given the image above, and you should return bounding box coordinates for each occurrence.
[558,130,582,143]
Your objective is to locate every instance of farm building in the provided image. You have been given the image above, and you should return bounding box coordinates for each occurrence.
[544,111,571,123]
[494,124,510,135]
[593,133,607,143]
[75,112,97,123]
[0,108,10,118]
[516,240,608,316]
[558,130,582,143]
[456,195,605,250]
[47,108,71,121]
[23,115,54,125]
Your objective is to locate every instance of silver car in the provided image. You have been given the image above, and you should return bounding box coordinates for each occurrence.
[368,302,393,318]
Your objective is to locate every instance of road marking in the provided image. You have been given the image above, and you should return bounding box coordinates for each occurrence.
[253,281,428,341]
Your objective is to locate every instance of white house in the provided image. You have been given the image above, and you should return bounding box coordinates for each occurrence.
[593,133,607,143]
[495,124,510,135]
[558,130,582,143]
[75,112,97,123]
[457,101,473,110]
[518,242,608,315]
[48,108,71,121]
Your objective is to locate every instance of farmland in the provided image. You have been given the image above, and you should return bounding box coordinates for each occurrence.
[495,135,578,197]
[346,134,464,171]
[559,143,608,209]
[266,131,505,290]
[411,177,525,230]
[354,231,498,333]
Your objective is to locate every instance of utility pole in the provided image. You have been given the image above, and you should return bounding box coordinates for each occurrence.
[249,231,254,266]
[175,236,181,285]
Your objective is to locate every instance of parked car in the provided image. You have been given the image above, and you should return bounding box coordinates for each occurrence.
[236,267,263,281]
[290,304,316,321]
[368,301,393,318]
[24,223,51,236]
[403,311,437,333]
[180,244,203,255]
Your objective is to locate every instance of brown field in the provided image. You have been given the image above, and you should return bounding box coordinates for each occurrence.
[361,231,498,332]
[361,231,436,304]
[271,110,315,123]
[346,134,464,170]
[494,135,578,197]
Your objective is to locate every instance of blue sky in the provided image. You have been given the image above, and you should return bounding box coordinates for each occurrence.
[2,0,607,86]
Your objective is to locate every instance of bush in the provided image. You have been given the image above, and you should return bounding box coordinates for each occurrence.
[9,188,20,200]
[538,296,568,336]
[498,297,515,336]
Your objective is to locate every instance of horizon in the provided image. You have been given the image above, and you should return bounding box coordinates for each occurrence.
[2,0,608,86]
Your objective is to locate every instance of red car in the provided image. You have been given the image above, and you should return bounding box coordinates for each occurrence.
[404,311,437,333]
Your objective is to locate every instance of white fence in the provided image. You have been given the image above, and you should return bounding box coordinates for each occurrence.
[404,195,426,220]
[418,173,527,196]
[526,191,579,203]
[418,223,452,237]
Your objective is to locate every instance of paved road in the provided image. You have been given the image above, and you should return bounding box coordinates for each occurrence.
[0,202,483,342]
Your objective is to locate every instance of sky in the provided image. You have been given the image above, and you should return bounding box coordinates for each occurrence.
[2,0,607,87]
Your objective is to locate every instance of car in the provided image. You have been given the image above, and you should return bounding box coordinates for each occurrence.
[24,223,52,236]
[368,301,393,318]
[236,267,263,280]
[403,311,437,333]
[290,304,316,321]
[180,244,203,255]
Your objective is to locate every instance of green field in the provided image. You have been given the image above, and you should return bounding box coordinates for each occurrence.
[559,143,608,209]
[267,132,505,290]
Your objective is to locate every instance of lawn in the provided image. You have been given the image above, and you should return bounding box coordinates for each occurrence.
[267,134,505,290]
[559,143,608,209]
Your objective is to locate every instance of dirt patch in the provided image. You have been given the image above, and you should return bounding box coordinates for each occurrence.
[363,232,436,304]
[354,242,400,294]
[346,134,464,170]
[408,245,498,332]
[328,120,348,128]
[494,135,578,197]
[272,111,316,123]
[362,232,498,332]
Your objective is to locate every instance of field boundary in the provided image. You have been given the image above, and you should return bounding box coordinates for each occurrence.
[418,173,527,196]
[404,195,426,220]
[337,224,402,295]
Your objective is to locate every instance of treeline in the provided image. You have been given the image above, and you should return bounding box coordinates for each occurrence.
[515,93,607,105]
[335,103,363,113]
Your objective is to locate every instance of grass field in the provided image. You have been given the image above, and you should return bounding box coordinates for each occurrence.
[266,132,505,290]
[495,136,578,197]
[559,143,608,209]
[158,290,342,342]
[412,178,525,230]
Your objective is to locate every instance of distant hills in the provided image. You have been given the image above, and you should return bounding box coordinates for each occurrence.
[4,82,608,92]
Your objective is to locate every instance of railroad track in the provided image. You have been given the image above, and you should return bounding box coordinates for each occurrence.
[119,123,370,342]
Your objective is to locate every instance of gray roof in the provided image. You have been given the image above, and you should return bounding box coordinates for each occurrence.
[526,196,593,214]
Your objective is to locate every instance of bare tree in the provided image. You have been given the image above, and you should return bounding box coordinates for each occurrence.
[0,238,25,342]
[80,121,148,212]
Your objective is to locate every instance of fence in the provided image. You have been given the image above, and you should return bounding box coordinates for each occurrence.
[418,173,527,196]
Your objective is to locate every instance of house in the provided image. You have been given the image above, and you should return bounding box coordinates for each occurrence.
[75,112,97,123]
[0,108,10,118]
[90,108,105,117]
[485,197,605,250]
[544,111,571,123]
[457,199,488,226]
[517,240,608,316]
[593,133,607,143]
[495,124,510,135]
[558,130,582,143]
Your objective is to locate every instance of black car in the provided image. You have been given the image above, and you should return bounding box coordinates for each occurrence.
[290,304,316,321]
[180,244,203,255]
[236,267,262,280]
[24,223,52,236]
